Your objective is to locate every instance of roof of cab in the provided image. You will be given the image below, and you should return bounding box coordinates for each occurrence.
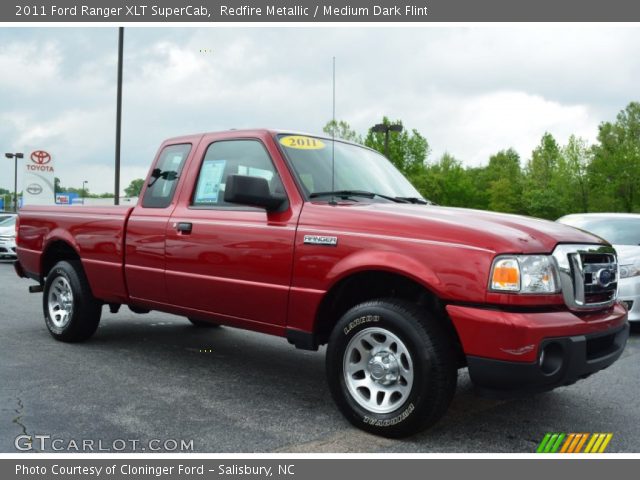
[161,128,370,150]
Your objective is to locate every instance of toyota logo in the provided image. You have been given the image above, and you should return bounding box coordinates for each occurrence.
[30,150,51,165]
[26,183,43,195]
[596,268,615,288]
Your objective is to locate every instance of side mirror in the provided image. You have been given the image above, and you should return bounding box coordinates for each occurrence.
[148,168,177,187]
[224,175,287,212]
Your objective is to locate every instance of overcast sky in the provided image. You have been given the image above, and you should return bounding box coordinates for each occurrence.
[1,26,639,195]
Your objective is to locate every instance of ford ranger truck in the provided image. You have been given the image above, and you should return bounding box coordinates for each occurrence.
[14,130,629,438]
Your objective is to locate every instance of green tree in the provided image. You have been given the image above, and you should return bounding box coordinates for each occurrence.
[415,153,478,207]
[464,165,491,210]
[124,178,145,197]
[320,105,640,216]
[363,117,430,179]
[322,120,362,143]
[484,148,524,214]
[590,102,640,212]
[560,135,592,213]
[1,189,10,210]
[522,132,566,219]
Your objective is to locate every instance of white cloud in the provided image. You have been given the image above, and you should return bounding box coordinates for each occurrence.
[1,26,639,194]
[0,40,61,92]
[419,91,598,165]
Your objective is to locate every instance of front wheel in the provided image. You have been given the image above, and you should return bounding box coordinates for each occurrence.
[43,260,102,342]
[326,299,457,438]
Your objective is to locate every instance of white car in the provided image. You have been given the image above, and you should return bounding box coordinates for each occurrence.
[558,213,640,325]
[0,214,17,259]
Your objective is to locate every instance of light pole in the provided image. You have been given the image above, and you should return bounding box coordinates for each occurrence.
[82,180,88,203]
[371,123,403,159]
[4,152,24,212]
[114,26,124,205]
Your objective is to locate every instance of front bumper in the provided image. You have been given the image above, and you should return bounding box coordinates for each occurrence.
[446,302,629,392]
[619,276,640,323]
[467,323,629,392]
[0,237,16,257]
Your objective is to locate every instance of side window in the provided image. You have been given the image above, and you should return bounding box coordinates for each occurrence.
[192,140,284,207]
[142,144,191,208]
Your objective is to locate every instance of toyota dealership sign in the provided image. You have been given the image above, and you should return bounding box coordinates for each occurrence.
[23,149,55,205]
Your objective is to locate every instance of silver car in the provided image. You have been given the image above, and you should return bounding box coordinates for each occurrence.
[558,213,640,325]
[0,214,17,259]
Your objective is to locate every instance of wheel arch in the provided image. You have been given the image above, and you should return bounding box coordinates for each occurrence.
[41,237,81,279]
[314,263,464,365]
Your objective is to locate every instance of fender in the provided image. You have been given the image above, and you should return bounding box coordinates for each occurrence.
[325,249,442,295]
[286,249,444,344]
[43,228,81,259]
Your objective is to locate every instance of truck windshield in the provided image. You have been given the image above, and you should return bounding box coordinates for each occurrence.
[277,134,425,202]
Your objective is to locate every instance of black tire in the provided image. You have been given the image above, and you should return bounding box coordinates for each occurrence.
[187,317,221,328]
[42,260,102,342]
[326,299,457,438]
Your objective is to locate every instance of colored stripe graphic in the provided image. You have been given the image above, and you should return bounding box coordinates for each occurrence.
[574,433,589,453]
[566,433,580,453]
[544,433,559,453]
[560,434,575,453]
[597,434,613,453]
[549,433,565,453]
[584,433,598,453]
[537,433,613,453]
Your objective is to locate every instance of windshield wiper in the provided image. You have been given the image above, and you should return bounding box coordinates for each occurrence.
[394,196,431,205]
[309,190,410,203]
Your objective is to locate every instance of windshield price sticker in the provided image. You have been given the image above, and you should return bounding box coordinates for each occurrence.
[280,135,325,150]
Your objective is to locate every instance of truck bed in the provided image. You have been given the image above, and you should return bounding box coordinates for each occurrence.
[17,205,134,303]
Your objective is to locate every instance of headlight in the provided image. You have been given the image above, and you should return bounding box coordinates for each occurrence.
[620,264,640,279]
[490,255,559,294]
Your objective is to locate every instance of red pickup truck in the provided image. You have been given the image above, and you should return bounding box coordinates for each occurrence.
[15,129,629,437]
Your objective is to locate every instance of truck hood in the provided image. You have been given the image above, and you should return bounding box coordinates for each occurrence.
[0,226,15,237]
[613,245,640,265]
[343,204,607,254]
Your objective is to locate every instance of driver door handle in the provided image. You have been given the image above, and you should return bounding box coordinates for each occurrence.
[175,222,192,234]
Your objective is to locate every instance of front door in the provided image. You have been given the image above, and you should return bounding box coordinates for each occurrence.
[164,136,299,330]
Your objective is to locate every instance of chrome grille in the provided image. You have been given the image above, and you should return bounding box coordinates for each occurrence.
[552,244,618,311]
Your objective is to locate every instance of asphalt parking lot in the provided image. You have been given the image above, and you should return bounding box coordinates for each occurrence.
[0,260,638,453]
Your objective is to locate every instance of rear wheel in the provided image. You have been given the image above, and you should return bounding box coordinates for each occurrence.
[326,299,457,438]
[187,317,221,328]
[43,260,102,342]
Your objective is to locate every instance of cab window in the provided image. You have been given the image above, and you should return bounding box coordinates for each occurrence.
[142,144,191,208]
[192,140,284,207]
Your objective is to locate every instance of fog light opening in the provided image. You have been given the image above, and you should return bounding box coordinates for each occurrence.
[539,342,564,376]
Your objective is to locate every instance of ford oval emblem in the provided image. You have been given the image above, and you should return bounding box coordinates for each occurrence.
[596,268,615,288]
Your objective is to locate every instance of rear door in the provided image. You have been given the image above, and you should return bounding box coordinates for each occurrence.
[164,134,301,331]
[125,142,194,305]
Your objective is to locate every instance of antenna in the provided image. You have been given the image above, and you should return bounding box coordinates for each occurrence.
[330,56,337,206]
